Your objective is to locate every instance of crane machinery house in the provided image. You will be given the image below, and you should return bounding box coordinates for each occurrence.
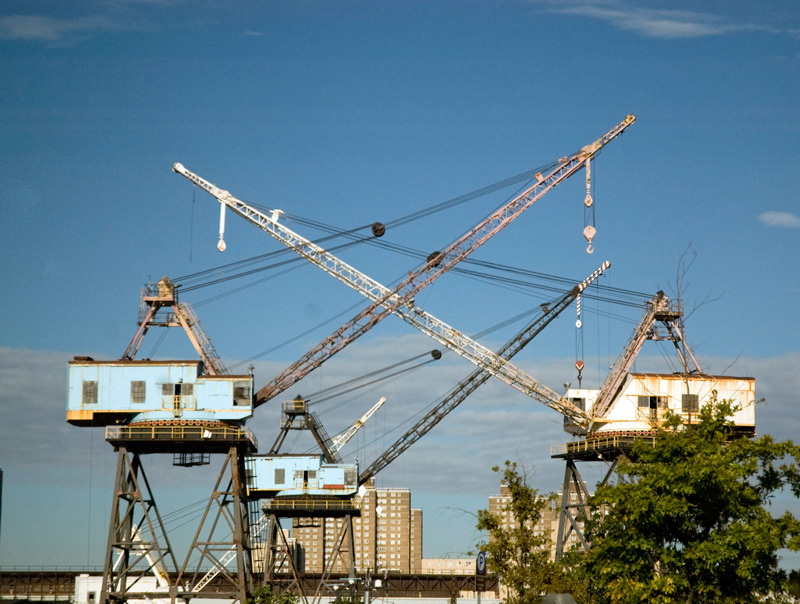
[66,358,254,426]
[247,455,359,498]
[563,373,756,436]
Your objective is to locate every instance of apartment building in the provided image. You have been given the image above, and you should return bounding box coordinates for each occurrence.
[291,480,422,573]
[487,484,587,558]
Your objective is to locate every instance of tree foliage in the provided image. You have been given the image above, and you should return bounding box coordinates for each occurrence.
[247,585,301,604]
[476,461,579,604]
[581,399,800,604]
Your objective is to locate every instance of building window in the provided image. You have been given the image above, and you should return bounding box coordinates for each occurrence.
[130,381,146,404]
[275,468,285,484]
[682,394,699,413]
[82,381,98,405]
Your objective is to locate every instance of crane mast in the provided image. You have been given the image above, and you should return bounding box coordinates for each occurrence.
[358,262,609,485]
[588,290,702,424]
[122,276,226,375]
[174,115,633,428]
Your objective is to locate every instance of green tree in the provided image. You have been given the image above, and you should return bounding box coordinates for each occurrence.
[247,585,301,604]
[476,461,581,604]
[581,399,800,604]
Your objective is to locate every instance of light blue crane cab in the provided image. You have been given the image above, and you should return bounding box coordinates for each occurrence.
[247,455,358,498]
[67,358,253,426]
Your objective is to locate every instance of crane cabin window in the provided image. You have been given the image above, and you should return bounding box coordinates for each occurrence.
[637,395,668,409]
[233,381,252,406]
[274,468,285,485]
[161,383,193,397]
[570,397,586,411]
[82,380,98,405]
[130,381,146,404]
[682,394,699,413]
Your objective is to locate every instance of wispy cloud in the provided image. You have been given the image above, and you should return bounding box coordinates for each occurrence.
[245,30,266,37]
[0,14,118,43]
[536,1,782,40]
[759,211,800,228]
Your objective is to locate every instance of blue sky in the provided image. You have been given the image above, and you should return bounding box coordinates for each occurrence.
[1,0,799,568]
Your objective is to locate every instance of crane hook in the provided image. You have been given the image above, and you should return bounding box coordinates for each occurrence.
[583,225,596,255]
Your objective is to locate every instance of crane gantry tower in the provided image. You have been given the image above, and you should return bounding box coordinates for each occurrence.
[550,291,755,558]
[68,273,261,604]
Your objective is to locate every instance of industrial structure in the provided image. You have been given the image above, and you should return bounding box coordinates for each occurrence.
[550,290,755,558]
[64,113,755,603]
[169,116,634,593]
[66,277,259,603]
[174,111,756,564]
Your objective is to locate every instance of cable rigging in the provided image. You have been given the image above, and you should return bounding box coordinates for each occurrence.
[172,160,652,314]
[166,151,653,365]
[171,159,559,289]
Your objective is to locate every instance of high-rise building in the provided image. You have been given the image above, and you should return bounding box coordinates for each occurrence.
[487,483,588,558]
[291,480,422,573]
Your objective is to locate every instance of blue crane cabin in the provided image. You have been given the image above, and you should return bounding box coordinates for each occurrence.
[247,455,359,498]
[67,358,254,426]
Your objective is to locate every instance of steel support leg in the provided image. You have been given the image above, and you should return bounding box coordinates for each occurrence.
[100,448,177,604]
[178,445,253,602]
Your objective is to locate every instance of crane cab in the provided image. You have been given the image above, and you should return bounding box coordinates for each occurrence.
[67,358,254,426]
[563,373,756,436]
[246,454,358,498]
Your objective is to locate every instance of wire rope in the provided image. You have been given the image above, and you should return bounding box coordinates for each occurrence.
[146,326,170,358]
[310,357,440,406]
[171,160,657,369]
[304,350,439,404]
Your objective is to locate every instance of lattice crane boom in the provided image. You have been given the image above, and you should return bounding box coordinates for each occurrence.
[174,116,633,428]
[174,116,633,420]
[331,396,387,454]
[173,164,587,426]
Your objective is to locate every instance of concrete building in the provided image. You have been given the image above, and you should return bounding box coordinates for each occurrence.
[487,484,586,559]
[291,480,422,573]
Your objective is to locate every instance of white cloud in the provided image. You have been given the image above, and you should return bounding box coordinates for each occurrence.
[535,1,782,40]
[759,211,800,228]
[0,14,117,43]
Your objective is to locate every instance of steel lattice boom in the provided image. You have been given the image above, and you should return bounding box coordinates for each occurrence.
[358,261,609,485]
[174,114,634,428]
